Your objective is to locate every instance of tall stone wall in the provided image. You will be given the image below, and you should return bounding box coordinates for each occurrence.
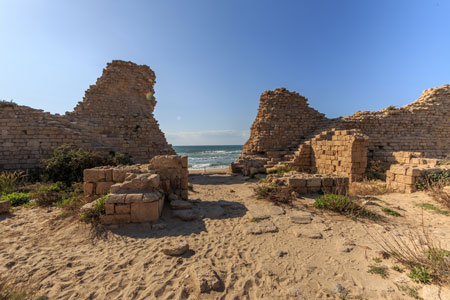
[0,60,175,171]
[236,85,450,174]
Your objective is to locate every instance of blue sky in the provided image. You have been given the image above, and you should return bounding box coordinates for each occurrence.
[1,0,449,145]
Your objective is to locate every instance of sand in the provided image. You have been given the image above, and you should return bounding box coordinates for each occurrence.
[1,171,450,299]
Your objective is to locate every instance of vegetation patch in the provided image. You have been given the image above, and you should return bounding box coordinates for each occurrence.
[392,265,404,273]
[382,207,402,217]
[368,265,389,279]
[1,192,30,206]
[267,164,294,176]
[80,196,106,222]
[0,171,26,195]
[0,100,18,108]
[408,265,433,283]
[349,180,390,196]
[254,183,292,204]
[415,203,449,215]
[314,194,380,220]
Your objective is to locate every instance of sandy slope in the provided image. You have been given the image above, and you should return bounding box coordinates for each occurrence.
[1,171,449,299]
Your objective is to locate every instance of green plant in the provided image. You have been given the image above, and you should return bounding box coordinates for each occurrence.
[415,203,449,215]
[81,196,106,222]
[1,192,30,206]
[187,182,193,191]
[250,218,261,223]
[0,100,18,108]
[408,265,432,283]
[41,145,132,185]
[0,171,26,195]
[368,265,389,279]
[314,194,380,220]
[382,207,402,217]
[392,265,404,273]
[31,182,67,206]
[395,284,423,300]
[267,164,294,176]
[249,173,256,179]
[373,257,382,263]
[386,105,396,111]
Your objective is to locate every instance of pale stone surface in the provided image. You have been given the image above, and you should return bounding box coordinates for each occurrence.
[246,220,278,235]
[162,241,189,256]
[190,265,222,293]
[290,211,313,224]
[0,200,10,214]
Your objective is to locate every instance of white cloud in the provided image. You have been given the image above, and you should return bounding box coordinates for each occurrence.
[165,130,250,146]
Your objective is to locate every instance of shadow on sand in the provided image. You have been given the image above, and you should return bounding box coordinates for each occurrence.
[188,173,262,186]
[102,199,248,240]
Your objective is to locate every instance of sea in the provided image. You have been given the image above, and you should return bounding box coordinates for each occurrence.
[173,145,242,170]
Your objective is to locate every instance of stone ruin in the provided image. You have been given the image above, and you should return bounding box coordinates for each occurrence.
[266,173,349,195]
[233,86,450,188]
[0,60,174,171]
[83,155,188,224]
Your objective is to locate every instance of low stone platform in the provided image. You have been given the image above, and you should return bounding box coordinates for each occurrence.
[0,200,10,214]
[266,172,349,195]
[386,164,450,193]
[84,155,188,225]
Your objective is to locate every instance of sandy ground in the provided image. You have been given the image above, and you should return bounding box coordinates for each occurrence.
[1,171,450,299]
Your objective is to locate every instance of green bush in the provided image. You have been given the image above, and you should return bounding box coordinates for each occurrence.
[41,145,132,185]
[31,182,67,206]
[2,192,30,206]
[80,196,106,221]
[408,266,433,283]
[314,194,379,220]
[0,171,26,195]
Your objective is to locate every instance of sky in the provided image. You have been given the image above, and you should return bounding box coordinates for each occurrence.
[1,0,450,145]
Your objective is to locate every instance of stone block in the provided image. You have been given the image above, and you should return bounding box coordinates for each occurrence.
[180,155,188,168]
[181,189,189,200]
[105,169,113,182]
[84,169,105,182]
[287,178,306,188]
[105,203,115,215]
[106,194,126,204]
[130,201,159,223]
[147,174,160,188]
[96,182,113,195]
[115,204,131,214]
[306,178,322,187]
[113,169,127,182]
[143,191,162,203]
[125,193,143,203]
[322,177,334,187]
[110,183,122,193]
[100,214,131,225]
[293,186,307,194]
[307,186,321,193]
[84,182,95,195]
[0,200,10,214]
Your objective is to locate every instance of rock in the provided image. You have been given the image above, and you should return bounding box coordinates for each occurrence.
[246,220,278,235]
[152,223,167,230]
[291,191,302,199]
[421,285,450,300]
[80,201,95,212]
[162,241,189,256]
[173,209,197,221]
[168,193,179,201]
[290,211,312,224]
[290,226,323,239]
[203,206,225,218]
[170,200,192,210]
[275,250,288,257]
[341,247,353,253]
[333,283,348,295]
[247,207,270,221]
[265,205,285,216]
[376,250,390,259]
[0,200,11,214]
[190,265,222,293]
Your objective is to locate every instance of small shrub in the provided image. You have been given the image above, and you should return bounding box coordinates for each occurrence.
[267,164,294,176]
[382,207,402,217]
[188,182,194,191]
[0,100,18,108]
[392,265,404,273]
[415,203,449,215]
[386,105,396,111]
[80,196,106,222]
[1,192,30,206]
[41,145,133,185]
[31,182,67,206]
[314,194,379,220]
[368,265,389,279]
[395,284,423,300]
[408,265,433,283]
[0,171,26,195]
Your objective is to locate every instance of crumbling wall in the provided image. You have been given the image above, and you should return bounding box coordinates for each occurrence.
[386,164,450,193]
[0,60,175,171]
[83,155,188,224]
[236,85,450,174]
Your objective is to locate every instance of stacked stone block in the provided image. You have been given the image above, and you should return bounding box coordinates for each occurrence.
[266,172,349,195]
[236,85,450,180]
[83,155,188,224]
[386,164,450,193]
[0,60,174,171]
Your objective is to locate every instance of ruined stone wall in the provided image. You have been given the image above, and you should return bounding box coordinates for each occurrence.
[293,129,369,181]
[0,60,174,171]
[237,85,450,173]
[242,88,328,155]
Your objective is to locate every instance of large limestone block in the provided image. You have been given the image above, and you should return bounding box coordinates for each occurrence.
[0,200,10,214]
[84,169,106,182]
[130,201,159,223]
[96,182,114,195]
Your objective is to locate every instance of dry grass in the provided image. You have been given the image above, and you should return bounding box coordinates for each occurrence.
[369,217,450,284]
[426,179,450,210]
[349,180,391,196]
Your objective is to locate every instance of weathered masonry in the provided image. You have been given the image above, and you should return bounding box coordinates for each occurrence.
[0,60,174,171]
[233,86,450,180]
